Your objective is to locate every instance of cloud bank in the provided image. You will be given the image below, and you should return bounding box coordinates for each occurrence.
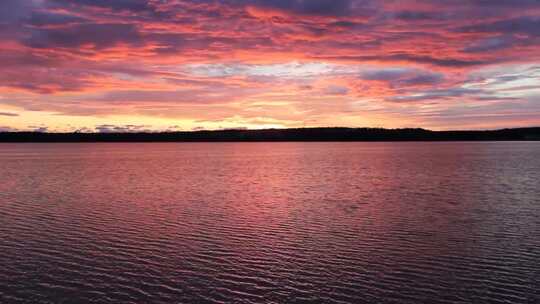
[0,0,539,130]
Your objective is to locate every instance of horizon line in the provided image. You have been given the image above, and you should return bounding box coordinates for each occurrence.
[2,126,540,134]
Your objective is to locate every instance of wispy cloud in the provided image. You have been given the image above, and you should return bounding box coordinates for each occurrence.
[0,112,19,117]
[0,0,539,130]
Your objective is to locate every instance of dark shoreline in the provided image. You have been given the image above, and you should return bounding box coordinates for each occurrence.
[1,127,539,142]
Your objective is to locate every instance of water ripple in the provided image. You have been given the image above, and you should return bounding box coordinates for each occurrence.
[0,142,539,303]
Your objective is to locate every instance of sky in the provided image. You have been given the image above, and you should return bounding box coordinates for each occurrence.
[0,0,539,132]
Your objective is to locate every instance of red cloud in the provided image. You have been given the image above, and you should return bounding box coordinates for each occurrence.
[0,0,539,130]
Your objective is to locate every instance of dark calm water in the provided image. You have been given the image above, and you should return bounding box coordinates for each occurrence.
[0,142,539,304]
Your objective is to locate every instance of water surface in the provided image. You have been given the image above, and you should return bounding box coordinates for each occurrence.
[0,142,538,303]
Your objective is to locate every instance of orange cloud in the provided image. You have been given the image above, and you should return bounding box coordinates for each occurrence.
[0,0,539,131]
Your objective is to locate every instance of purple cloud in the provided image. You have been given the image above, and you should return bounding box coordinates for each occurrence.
[0,112,19,117]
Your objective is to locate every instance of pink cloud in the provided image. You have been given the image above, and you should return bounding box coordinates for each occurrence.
[0,0,539,130]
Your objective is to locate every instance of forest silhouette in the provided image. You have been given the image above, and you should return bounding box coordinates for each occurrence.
[1,127,539,142]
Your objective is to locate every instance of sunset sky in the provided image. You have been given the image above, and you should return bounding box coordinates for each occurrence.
[1,0,539,132]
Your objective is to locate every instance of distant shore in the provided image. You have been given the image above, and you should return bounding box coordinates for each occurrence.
[0,127,539,142]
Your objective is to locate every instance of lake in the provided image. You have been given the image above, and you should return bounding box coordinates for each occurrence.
[0,142,538,303]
